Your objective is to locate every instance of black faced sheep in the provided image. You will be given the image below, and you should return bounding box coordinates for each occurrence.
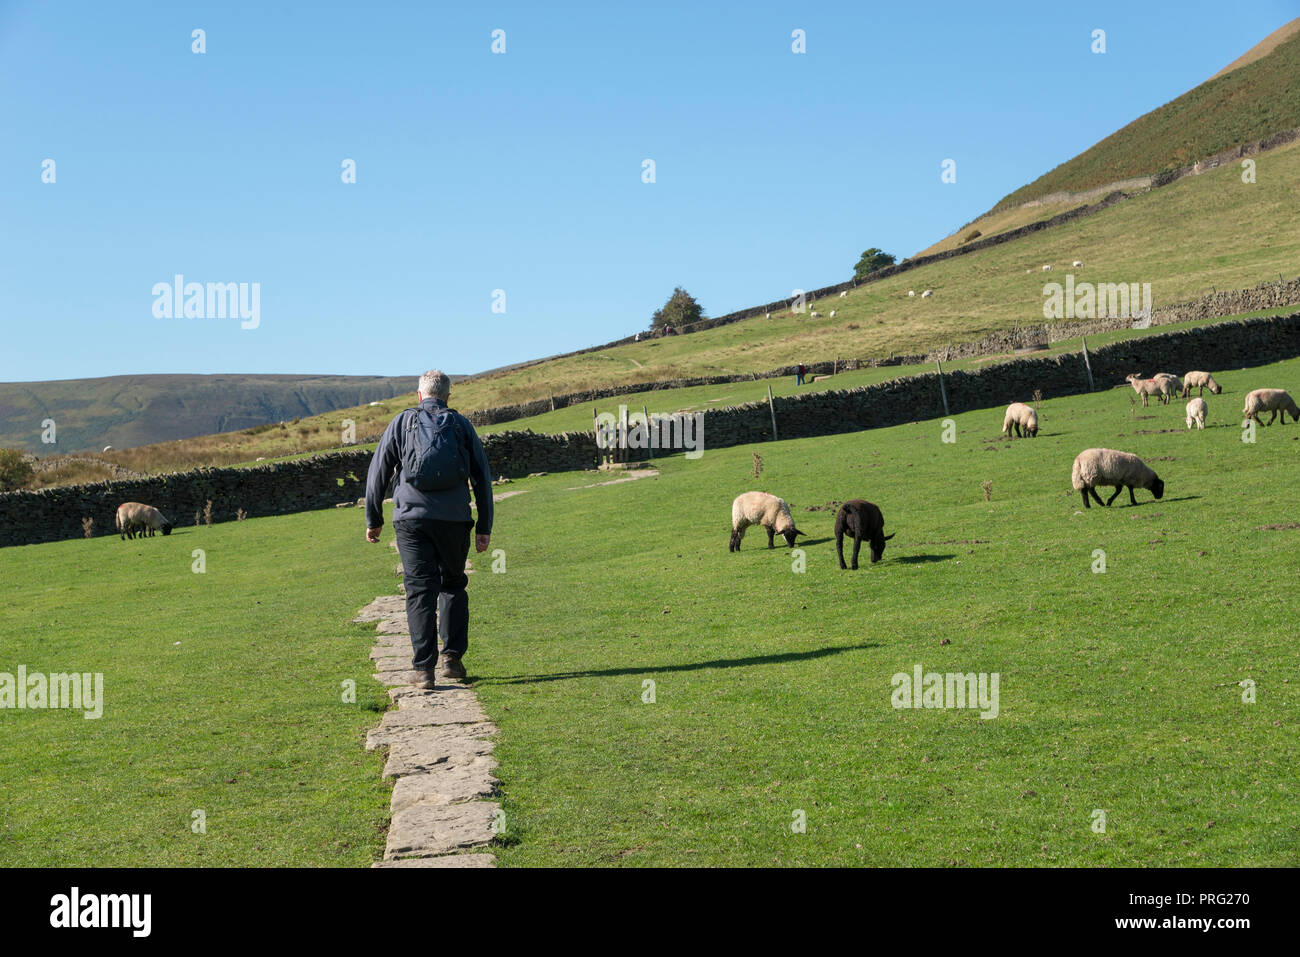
[1002,402,1038,438]
[1070,449,1164,509]
[729,491,804,551]
[1181,371,1221,397]
[116,502,173,539]
[834,500,894,570]
[1242,388,1300,426]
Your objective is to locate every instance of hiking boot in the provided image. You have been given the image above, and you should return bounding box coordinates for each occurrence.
[410,670,437,690]
[439,655,467,681]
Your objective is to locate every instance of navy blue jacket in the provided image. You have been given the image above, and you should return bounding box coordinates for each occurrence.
[364,397,494,535]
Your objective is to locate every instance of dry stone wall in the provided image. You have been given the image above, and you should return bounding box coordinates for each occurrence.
[6,311,1299,549]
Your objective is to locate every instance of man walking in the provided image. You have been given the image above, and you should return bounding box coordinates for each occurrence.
[365,370,494,689]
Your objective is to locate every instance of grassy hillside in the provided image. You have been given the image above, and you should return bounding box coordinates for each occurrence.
[993,20,1300,211]
[0,373,416,455]
[466,358,1300,866]
[8,359,1298,865]
[74,134,1300,477]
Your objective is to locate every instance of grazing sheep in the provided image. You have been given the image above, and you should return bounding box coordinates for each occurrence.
[1182,371,1221,397]
[921,289,933,298]
[729,491,804,551]
[908,290,915,297]
[1242,388,1300,426]
[1125,373,1173,406]
[1002,402,1039,438]
[116,502,173,540]
[834,500,894,570]
[829,309,836,318]
[1072,260,1083,268]
[810,310,821,318]
[1153,373,1183,395]
[839,291,847,298]
[1041,264,1052,272]
[1185,397,1207,430]
[1071,449,1165,509]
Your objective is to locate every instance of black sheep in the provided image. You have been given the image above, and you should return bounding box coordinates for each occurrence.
[834,500,894,570]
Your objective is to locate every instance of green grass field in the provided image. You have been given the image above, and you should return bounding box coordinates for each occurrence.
[466,360,1300,866]
[4,359,1298,867]
[0,510,396,866]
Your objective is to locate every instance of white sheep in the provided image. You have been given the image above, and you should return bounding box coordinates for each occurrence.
[1181,371,1221,397]
[1242,388,1300,426]
[1185,397,1207,430]
[729,491,804,551]
[921,289,933,298]
[810,310,821,318]
[1041,264,1052,272]
[1153,372,1183,394]
[1072,260,1083,268]
[908,290,915,297]
[1071,449,1165,509]
[1125,373,1174,406]
[829,309,836,318]
[116,502,173,540]
[1001,402,1038,438]
[839,291,847,298]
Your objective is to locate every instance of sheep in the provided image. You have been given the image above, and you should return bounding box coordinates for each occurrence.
[920,289,933,298]
[1153,372,1183,395]
[1041,264,1052,272]
[1072,260,1083,268]
[1071,449,1164,509]
[908,290,915,297]
[729,491,804,551]
[1181,371,1221,397]
[1001,402,1038,438]
[1185,397,1207,430]
[829,309,836,318]
[116,502,173,540]
[1242,388,1300,426]
[810,310,821,318]
[839,291,847,298]
[834,500,894,570]
[1125,373,1173,406]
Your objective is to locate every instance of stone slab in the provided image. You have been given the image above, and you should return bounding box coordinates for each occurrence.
[379,724,496,777]
[372,853,496,868]
[385,801,499,860]
[389,760,498,812]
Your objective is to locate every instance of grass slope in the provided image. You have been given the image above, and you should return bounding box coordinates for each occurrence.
[462,358,1300,866]
[994,23,1300,211]
[0,509,395,866]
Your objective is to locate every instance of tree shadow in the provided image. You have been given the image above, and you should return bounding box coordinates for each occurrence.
[471,642,879,686]
[893,553,956,564]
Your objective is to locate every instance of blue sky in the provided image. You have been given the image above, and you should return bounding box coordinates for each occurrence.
[1,0,1294,382]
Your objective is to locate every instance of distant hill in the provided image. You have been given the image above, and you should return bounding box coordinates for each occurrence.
[0,374,422,453]
[992,18,1300,211]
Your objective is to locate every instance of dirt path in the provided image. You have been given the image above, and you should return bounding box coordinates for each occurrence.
[564,468,659,489]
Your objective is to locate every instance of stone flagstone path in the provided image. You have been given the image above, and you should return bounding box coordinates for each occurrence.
[353,593,499,867]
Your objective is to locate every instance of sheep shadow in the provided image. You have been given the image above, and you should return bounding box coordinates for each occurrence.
[892,554,956,564]
[798,537,834,547]
[471,642,879,686]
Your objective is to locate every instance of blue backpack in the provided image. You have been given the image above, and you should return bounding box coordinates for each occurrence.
[401,406,470,492]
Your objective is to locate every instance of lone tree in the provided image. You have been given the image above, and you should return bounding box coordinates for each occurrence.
[0,448,34,492]
[853,248,896,280]
[651,287,705,331]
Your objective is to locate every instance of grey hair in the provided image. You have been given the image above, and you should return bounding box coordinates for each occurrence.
[418,369,451,400]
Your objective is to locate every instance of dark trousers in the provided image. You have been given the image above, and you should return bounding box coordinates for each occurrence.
[392,519,473,671]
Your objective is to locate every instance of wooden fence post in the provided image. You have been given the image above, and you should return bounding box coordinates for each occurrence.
[935,360,949,416]
[1080,336,1095,392]
[767,386,779,442]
